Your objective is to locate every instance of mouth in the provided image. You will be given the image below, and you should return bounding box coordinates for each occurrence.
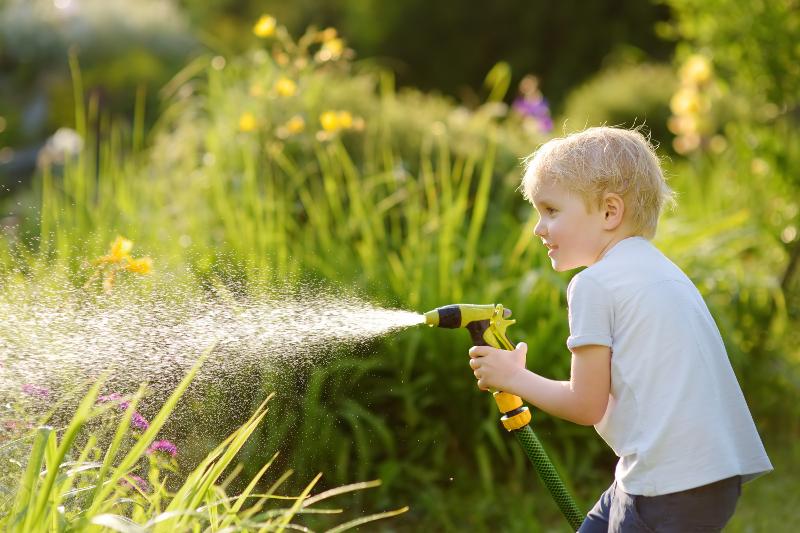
[544,243,557,257]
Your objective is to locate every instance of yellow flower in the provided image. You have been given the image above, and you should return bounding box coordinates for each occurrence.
[125,257,153,274]
[319,110,356,133]
[680,54,712,85]
[253,15,277,38]
[320,111,339,132]
[670,87,701,116]
[110,236,133,260]
[667,115,698,136]
[336,111,353,129]
[285,115,305,134]
[320,27,338,42]
[96,236,133,264]
[239,112,258,132]
[274,77,297,97]
[318,38,344,61]
[89,236,152,292]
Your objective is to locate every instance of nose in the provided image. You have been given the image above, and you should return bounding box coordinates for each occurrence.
[534,216,546,237]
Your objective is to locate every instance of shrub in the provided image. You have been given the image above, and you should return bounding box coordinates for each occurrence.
[560,61,676,150]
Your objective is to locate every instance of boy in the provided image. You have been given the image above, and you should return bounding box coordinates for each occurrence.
[468,127,772,532]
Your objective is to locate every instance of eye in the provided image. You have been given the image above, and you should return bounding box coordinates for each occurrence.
[545,207,557,215]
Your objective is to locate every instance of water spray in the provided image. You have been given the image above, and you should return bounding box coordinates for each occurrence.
[423,303,584,530]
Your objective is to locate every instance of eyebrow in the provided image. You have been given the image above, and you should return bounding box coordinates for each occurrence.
[532,198,556,209]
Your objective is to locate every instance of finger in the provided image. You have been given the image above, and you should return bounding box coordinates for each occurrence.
[473,370,480,379]
[469,358,478,369]
[469,346,488,358]
[516,342,528,354]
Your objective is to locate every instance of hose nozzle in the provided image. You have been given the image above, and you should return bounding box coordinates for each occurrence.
[423,304,511,328]
[422,303,515,350]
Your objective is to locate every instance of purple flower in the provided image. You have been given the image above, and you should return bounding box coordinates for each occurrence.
[512,96,553,133]
[21,383,51,399]
[97,393,123,404]
[97,393,148,430]
[130,412,150,431]
[513,97,548,117]
[147,439,178,457]
[120,474,150,493]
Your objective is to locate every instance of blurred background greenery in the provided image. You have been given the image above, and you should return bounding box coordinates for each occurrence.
[1,0,798,530]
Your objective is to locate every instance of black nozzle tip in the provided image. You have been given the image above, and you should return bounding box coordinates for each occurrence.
[433,305,461,328]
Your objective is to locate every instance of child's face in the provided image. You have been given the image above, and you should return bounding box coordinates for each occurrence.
[531,180,608,272]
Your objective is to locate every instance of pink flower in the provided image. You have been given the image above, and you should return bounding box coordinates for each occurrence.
[22,383,51,399]
[97,393,124,403]
[97,392,149,431]
[120,474,150,493]
[147,439,178,457]
[130,412,149,431]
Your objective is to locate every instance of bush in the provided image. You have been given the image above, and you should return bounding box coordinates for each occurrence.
[0,0,197,146]
[559,61,676,150]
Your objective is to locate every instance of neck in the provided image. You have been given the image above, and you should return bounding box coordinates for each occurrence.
[594,233,634,264]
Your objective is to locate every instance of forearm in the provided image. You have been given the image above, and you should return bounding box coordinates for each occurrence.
[505,369,604,426]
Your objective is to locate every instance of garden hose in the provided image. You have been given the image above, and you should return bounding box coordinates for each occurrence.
[424,304,584,531]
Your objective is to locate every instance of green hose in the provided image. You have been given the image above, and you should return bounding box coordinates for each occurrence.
[514,424,584,530]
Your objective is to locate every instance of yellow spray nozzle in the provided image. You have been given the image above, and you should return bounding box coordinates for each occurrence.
[423,304,511,329]
[423,304,527,429]
[422,303,515,351]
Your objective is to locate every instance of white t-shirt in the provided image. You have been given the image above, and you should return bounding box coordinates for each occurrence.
[566,236,772,496]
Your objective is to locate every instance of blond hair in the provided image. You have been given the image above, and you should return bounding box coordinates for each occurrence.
[521,126,674,239]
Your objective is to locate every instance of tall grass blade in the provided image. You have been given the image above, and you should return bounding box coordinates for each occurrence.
[84,385,147,509]
[275,472,322,531]
[82,343,214,523]
[462,137,496,279]
[9,426,52,532]
[159,393,272,528]
[28,378,105,528]
[301,479,382,508]
[91,513,147,533]
[323,505,410,533]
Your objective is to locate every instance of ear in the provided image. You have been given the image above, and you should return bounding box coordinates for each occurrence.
[600,192,625,230]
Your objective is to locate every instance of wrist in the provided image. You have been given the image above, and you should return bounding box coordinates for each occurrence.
[504,367,529,397]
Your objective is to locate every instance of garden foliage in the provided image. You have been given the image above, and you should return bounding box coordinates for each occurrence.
[1,9,798,531]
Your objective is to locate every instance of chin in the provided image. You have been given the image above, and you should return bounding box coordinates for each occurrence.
[552,259,580,272]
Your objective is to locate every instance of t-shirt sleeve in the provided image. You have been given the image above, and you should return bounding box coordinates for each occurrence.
[566,273,613,350]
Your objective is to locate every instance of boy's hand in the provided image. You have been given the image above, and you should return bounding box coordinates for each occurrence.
[468,342,527,392]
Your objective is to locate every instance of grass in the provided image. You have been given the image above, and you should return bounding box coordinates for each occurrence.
[727,436,800,532]
[0,345,407,532]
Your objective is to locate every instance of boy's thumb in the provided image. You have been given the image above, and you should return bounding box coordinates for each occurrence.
[516,342,527,352]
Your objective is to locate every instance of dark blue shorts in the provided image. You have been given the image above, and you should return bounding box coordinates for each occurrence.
[578,476,741,533]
